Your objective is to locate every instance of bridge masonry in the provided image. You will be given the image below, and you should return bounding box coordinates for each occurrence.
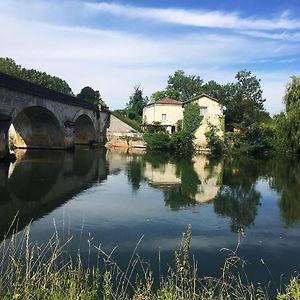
[0,72,110,160]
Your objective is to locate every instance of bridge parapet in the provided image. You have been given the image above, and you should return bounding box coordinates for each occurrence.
[0,72,105,159]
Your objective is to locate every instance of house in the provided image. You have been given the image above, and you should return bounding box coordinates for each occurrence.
[142,98,183,133]
[142,94,225,149]
[183,94,224,150]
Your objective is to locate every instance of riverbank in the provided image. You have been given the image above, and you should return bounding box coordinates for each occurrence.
[0,225,299,300]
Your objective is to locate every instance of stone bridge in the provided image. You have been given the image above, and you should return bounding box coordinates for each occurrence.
[0,72,110,159]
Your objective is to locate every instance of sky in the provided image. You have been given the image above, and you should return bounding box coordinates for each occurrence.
[0,0,300,113]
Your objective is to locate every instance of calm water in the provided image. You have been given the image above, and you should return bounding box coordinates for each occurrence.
[1,148,300,288]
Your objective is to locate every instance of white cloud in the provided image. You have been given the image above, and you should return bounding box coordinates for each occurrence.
[241,30,300,41]
[0,1,298,114]
[85,2,300,31]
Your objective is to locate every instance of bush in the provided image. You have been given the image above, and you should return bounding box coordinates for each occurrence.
[143,132,171,150]
[205,124,224,154]
[170,131,194,156]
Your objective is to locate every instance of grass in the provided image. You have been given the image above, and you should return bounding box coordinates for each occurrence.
[0,222,299,300]
[111,111,143,133]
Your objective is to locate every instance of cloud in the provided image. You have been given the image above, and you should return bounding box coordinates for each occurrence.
[241,30,300,41]
[85,2,300,31]
[0,0,298,114]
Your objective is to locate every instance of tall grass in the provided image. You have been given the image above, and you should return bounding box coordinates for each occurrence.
[0,221,299,299]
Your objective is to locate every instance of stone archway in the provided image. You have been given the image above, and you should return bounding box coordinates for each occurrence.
[74,114,96,145]
[10,106,64,149]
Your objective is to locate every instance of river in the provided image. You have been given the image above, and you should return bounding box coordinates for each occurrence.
[0,147,300,289]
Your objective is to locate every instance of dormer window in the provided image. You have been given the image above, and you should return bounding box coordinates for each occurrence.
[199,106,208,115]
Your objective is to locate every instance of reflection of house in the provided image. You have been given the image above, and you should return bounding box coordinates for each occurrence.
[143,162,181,188]
[142,155,222,204]
[142,94,224,148]
[142,98,183,134]
[192,156,222,203]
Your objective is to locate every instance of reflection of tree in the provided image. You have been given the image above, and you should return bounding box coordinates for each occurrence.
[126,157,144,191]
[214,186,260,232]
[268,157,300,227]
[164,187,197,211]
[164,159,200,210]
[214,156,264,232]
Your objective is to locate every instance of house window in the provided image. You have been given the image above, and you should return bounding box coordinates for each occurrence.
[161,114,167,121]
[199,106,208,115]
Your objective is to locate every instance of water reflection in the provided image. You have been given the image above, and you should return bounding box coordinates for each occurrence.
[268,156,300,227]
[0,148,108,239]
[213,156,266,232]
[140,153,223,210]
[1,148,300,244]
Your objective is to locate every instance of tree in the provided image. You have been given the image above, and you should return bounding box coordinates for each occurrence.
[284,75,300,112]
[126,85,148,121]
[77,86,106,107]
[222,70,266,129]
[167,70,204,101]
[0,57,73,95]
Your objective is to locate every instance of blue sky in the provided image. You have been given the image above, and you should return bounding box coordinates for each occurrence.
[0,1,300,113]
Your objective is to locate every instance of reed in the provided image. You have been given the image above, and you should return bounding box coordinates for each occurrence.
[0,221,299,300]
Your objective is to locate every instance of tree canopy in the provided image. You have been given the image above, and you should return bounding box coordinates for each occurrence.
[77,86,107,107]
[0,57,73,95]
[126,85,148,121]
[284,75,300,112]
[151,70,204,102]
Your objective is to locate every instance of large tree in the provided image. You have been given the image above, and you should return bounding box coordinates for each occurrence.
[167,70,204,101]
[284,75,300,112]
[77,86,106,107]
[150,70,204,102]
[222,70,267,129]
[0,57,73,95]
[126,85,148,121]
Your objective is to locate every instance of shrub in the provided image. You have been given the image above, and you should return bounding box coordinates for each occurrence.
[170,131,194,156]
[143,132,171,150]
[205,124,224,154]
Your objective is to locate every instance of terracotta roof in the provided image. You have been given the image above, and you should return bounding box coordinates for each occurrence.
[153,98,182,105]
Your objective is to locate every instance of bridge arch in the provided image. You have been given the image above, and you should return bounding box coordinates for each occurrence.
[74,114,96,145]
[9,106,64,149]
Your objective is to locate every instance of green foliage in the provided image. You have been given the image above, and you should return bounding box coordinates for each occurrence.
[176,119,183,132]
[221,70,266,129]
[182,102,202,133]
[284,76,300,112]
[224,123,275,154]
[77,86,107,107]
[143,132,171,150]
[0,57,73,95]
[151,70,204,102]
[144,121,167,133]
[144,103,202,155]
[170,131,194,156]
[126,85,148,121]
[205,124,224,154]
[167,70,204,101]
[111,111,142,132]
[150,88,181,102]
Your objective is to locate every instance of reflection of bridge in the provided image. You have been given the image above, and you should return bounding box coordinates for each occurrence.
[0,72,110,159]
[0,149,108,239]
